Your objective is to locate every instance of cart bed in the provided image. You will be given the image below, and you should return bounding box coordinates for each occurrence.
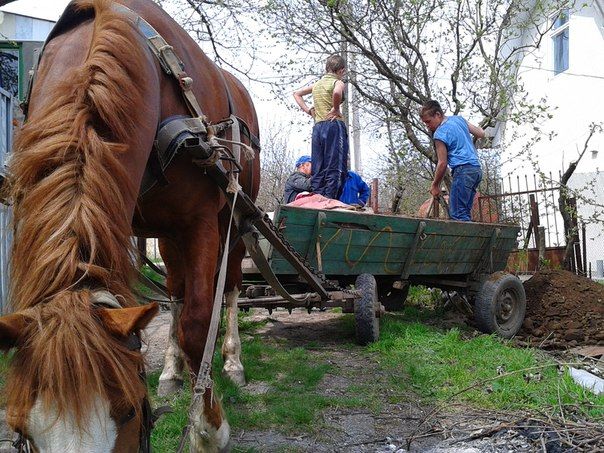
[267,206,519,278]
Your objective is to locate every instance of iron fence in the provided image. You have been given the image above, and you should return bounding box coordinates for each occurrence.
[478,171,565,249]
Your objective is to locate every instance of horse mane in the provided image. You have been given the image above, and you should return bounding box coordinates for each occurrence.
[7,0,149,431]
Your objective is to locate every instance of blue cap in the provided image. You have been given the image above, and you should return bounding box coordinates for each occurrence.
[296,155,311,167]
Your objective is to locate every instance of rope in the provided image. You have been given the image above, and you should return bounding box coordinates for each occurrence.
[211,137,255,161]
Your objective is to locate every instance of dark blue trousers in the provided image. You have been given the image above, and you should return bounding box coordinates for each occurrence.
[311,120,349,199]
[450,164,482,221]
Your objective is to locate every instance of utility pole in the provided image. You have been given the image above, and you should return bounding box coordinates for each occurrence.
[340,40,351,169]
[348,51,361,173]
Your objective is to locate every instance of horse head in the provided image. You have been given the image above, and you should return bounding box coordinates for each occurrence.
[2,0,163,450]
[0,294,158,452]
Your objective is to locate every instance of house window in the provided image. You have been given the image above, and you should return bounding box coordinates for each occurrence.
[0,46,20,98]
[552,9,569,74]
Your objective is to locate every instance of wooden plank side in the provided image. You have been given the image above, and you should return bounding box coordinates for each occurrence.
[269,257,480,276]
[277,206,520,239]
[279,226,518,251]
[279,232,518,258]
[269,254,512,276]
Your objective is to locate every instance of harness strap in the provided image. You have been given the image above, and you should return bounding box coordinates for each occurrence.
[113,4,207,121]
[178,190,238,453]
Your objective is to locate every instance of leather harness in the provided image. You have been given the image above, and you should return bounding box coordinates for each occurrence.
[22,2,260,198]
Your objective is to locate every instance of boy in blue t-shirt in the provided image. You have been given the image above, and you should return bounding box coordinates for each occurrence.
[420,100,485,221]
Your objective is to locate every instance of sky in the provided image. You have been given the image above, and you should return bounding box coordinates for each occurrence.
[0,0,70,21]
[0,0,382,175]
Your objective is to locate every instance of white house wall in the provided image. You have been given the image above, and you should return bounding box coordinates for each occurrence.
[500,2,604,268]
[501,2,604,180]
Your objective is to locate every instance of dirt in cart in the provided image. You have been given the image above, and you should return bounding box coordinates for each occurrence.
[518,269,604,348]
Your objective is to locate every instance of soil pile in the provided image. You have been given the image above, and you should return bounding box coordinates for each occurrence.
[518,270,604,348]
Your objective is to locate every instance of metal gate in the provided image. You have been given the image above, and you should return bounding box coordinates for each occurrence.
[0,87,12,313]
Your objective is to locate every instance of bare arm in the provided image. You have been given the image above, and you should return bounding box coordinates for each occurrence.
[467,121,485,139]
[293,85,315,117]
[430,140,448,197]
[326,80,345,120]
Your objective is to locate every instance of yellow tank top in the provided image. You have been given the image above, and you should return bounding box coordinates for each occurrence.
[312,74,341,123]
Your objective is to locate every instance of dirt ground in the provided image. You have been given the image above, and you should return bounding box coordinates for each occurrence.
[1,270,600,452]
[518,270,604,349]
[141,309,573,452]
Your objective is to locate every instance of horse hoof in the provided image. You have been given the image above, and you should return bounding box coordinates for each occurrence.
[222,368,246,387]
[158,378,183,396]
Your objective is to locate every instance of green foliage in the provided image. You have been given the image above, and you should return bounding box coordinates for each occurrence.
[148,372,191,452]
[0,352,11,404]
[135,264,166,299]
[406,285,443,309]
[539,257,552,269]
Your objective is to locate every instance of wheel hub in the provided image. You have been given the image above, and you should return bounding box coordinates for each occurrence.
[497,290,516,323]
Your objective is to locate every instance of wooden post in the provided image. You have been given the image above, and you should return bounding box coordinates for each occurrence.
[569,198,582,275]
[369,178,379,213]
[581,222,587,277]
[137,237,146,259]
[529,194,540,248]
[537,226,546,270]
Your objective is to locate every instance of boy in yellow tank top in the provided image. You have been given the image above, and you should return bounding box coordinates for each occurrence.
[293,54,349,199]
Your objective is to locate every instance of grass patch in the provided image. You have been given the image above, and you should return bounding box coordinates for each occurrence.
[218,336,364,431]
[370,310,604,420]
[0,353,11,405]
[149,328,370,450]
[145,305,602,448]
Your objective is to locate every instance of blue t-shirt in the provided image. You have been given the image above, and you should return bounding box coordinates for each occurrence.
[433,116,480,169]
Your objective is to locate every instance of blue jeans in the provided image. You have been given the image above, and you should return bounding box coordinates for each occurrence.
[311,120,349,199]
[450,165,482,221]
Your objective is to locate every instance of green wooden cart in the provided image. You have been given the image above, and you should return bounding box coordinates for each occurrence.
[240,205,525,345]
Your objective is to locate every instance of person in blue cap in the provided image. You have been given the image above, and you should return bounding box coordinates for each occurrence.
[339,170,370,207]
[283,155,312,204]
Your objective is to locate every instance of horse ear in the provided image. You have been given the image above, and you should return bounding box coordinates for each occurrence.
[0,313,28,350]
[97,303,159,338]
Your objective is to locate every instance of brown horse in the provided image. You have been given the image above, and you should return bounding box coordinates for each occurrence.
[0,0,259,451]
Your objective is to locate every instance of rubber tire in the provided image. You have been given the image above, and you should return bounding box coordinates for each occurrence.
[354,273,380,345]
[474,272,526,339]
[379,284,409,312]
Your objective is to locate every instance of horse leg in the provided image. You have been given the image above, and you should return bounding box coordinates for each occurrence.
[221,287,245,386]
[157,238,186,396]
[158,303,185,396]
[178,219,230,452]
[221,237,247,386]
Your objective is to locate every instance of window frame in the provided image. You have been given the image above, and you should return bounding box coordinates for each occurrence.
[0,42,23,100]
[550,8,570,75]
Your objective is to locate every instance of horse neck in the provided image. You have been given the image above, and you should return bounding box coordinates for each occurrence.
[9,0,160,311]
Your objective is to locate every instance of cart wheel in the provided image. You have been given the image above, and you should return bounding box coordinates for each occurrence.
[379,284,409,312]
[354,273,380,345]
[474,272,526,339]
